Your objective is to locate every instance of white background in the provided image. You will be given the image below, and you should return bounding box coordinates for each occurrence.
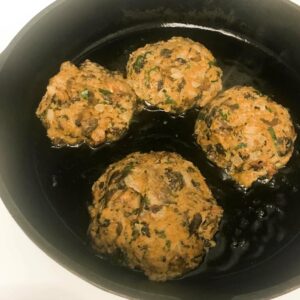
[1,1,300,299]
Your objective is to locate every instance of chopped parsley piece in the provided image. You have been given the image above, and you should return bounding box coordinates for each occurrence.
[197,111,205,121]
[99,88,112,104]
[265,106,273,113]
[244,93,254,99]
[163,90,176,105]
[219,109,228,121]
[208,60,217,67]
[268,127,277,144]
[160,48,173,58]
[141,195,150,207]
[116,103,127,113]
[145,66,159,87]
[235,143,247,150]
[133,51,151,73]
[99,88,112,96]
[122,162,135,176]
[191,179,201,189]
[141,223,150,237]
[80,89,89,100]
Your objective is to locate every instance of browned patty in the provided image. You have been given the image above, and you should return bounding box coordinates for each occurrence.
[194,86,297,187]
[88,151,223,281]
[127,36,222,113]
[36,60,137,146]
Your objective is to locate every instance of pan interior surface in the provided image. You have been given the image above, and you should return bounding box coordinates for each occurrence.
[33,23,300,278]
[1,1,300,299]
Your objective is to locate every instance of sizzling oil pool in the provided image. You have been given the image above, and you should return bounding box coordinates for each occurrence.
[33,23,300,279]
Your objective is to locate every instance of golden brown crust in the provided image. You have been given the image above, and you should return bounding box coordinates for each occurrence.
[88,151,223,281]
[127,37,222,113]
[36,60,137,146]
[195,86,297,187]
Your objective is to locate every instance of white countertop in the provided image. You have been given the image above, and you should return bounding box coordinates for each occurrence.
[1,1,300,299]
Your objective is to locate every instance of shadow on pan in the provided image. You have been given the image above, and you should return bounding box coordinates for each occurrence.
[1,0,300,299]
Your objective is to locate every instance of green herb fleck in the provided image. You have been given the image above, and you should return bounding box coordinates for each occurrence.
[99,88,112,104]
[99,88,112,96]
[211,79,219,83]
[101,219,110,227]
[80,89,89,100]
[145,66,159,87]
[116,103,127,113]
[265,106,273,113]
[208,60,217,68]
[268,127,277,144]
[191,179,201,189]
[160,48,173,58]
[141,195,150,208]
[163,90,176,105]
[133,51,150,73]
[244,93,254,99]
[155,229,166,239]
[219,109,228,121]
[122,162,135,176]
[141,223,150,237]
[197,111,205,121]
[235,143,247,150]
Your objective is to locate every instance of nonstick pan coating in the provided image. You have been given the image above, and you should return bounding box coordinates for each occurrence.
[1,0,300,299]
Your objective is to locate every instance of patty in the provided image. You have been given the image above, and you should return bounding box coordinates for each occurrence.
[127,36,222,113]
[88,151,223,281]
[194,86,297,188]
[36,60,137,146]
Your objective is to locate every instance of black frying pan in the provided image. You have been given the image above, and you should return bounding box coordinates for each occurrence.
[1,0,300,299]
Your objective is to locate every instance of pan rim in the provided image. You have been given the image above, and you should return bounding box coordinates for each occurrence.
[1,0,300,299]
